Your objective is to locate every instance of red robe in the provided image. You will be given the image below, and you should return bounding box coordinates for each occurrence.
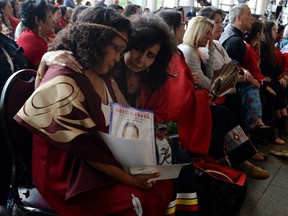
[244,43,264,84]
[15,65,173,216]
[138,53,212,155]
[16,29,48,68]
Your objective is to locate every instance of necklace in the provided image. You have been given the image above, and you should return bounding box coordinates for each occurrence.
[87,72,108,105]
[126,71,139,94]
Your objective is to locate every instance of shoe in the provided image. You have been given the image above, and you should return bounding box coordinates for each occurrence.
[252,152,267,161]
[274,137,285,145]
[270,150,288,160]
[246,166,270,180]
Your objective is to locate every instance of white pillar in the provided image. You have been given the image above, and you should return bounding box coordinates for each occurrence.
[179,0,194,7]
[220,0,234,12]
[211,0,219,8]
[105,0,113,5]
[163,0,175,7]
[146,0,157,11]
[248,0,257,14]
[255,0,269,15]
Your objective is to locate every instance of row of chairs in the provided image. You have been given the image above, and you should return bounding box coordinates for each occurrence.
[0,69,57,215]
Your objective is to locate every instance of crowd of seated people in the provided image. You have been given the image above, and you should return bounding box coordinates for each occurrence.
[2,1,288,215]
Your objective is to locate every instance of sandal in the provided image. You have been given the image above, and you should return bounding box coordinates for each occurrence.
[252,152,267,161]
[270,150,288,160]
[274,137,285,145]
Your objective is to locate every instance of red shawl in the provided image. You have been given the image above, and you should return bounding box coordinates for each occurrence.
[138,53,212,155]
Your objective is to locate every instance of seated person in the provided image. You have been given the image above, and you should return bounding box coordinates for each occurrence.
[14,7,173,216]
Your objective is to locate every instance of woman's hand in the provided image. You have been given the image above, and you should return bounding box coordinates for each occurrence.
[128,173,160,190]
[35,50,83,88]
[87,160,160,191]
[251,78,260,89]
[266,86,276,96]
[43,50,82,72]
[192,72,203,86]
[263,76,271,83]
[279,77,287,89]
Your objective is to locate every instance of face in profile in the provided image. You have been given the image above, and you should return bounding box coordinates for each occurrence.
[122,122,139,140]
[97,33,128,74]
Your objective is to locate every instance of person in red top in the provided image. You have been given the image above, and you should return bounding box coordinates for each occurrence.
[244,20,277,131]
[17,0,54,69]
[58,5,70,28]
[0,0,20,38]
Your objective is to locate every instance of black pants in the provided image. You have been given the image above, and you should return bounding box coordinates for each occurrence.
[209,105,238,160]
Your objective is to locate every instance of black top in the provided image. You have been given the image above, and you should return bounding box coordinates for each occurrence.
[219,25,245,67]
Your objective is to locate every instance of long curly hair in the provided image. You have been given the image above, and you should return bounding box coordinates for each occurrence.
[49,6,132,71]
[128,14,176,91]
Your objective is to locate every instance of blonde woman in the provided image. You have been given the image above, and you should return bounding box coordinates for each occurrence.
[178,16,215,90]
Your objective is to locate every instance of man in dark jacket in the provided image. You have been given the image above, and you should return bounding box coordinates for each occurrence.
[219,4,253,66]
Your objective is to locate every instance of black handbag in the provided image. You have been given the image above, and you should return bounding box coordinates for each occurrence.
[175,158,247,216]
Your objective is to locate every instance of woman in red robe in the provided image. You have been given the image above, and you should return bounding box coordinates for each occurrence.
[15,7,173,216]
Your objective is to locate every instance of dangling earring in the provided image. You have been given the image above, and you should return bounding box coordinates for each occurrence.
[146,68,150,73]
[38,25,41,36]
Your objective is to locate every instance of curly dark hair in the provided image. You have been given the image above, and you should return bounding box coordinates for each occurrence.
[128,14,176,91]
[19,0,50,30]
[49,6,132,71]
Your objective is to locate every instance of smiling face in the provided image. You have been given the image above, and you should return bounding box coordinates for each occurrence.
[124,43,161,73]
[95,32,128,74]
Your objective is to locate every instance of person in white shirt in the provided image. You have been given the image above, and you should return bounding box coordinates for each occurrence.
[155,124,172,165]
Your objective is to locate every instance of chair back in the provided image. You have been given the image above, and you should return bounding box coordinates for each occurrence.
[0,69,57,215]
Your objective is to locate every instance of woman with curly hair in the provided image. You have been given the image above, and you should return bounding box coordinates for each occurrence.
[16,0,54,68]
[15,7,173,216]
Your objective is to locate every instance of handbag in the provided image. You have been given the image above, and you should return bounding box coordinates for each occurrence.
[191,158,247,216]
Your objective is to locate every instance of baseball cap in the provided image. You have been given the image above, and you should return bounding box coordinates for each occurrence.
[157,124,168,130]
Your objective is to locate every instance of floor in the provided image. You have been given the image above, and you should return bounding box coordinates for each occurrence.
[3,138,288,216]
[239,136,288,216]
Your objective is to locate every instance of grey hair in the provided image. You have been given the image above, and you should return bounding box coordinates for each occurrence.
[229,4,246,24]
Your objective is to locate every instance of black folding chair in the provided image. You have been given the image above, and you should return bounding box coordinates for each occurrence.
[0,69,57,216]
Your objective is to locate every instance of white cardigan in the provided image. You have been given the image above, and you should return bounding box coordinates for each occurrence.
[178,43,215,90]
